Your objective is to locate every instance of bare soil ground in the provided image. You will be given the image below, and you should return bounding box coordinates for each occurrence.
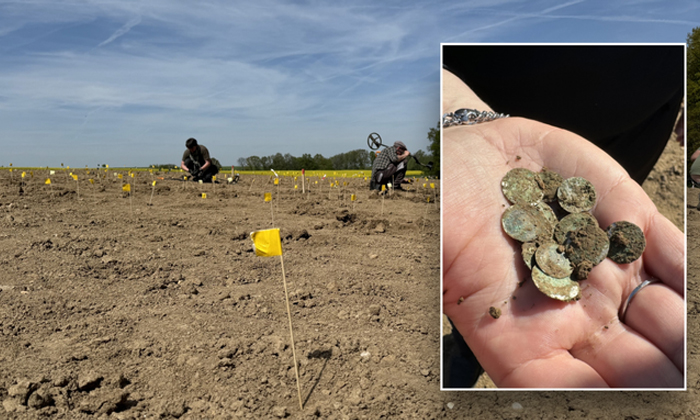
[0,173,443,419]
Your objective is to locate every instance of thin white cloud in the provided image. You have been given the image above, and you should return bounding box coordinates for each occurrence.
[97,15,142,47]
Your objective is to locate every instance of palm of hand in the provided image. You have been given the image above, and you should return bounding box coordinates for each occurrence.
[443,118,684,388]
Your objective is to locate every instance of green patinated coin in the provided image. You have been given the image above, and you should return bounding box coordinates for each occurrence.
[539,167,563,202]
[535,242,573,279]
[557,177,596,213]
[606,221,646,264]
[535,201,558,229]
[502,203,554,243]
[531,266,581,302]
[554,212,599,244]
[501,168,544,205]
[563,224,610,267]
[521,241,538,269]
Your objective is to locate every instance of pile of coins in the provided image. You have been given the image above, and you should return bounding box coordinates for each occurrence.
[500,167,646,302]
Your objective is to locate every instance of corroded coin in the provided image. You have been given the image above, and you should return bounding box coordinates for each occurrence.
[501,168,544,205]
[502,203,554,243]
[557,177,596,213]
[538,167,563,202]
[535,242,573,279]
[535,201,557,228]
[554,212,599,244]
[521,241,538,269]
[531,266,581,302]
[563,224,610,267]
[606,221,646,264]
[571,261,593,281]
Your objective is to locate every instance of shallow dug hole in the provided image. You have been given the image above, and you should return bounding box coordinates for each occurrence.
[0,173,441,418]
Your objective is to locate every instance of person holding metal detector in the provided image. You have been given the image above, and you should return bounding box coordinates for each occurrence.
[370,141,411,192]
[181,137,219,183]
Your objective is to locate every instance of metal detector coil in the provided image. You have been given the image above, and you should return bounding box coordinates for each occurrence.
[367,132,384,150]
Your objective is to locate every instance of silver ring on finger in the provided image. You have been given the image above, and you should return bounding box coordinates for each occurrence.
[619,279,658,323]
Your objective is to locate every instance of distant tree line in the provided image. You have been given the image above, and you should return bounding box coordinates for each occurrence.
[233,122,441,176]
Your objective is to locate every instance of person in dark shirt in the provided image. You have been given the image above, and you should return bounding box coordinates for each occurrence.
[180,138,219,183]
[370,141,411,191]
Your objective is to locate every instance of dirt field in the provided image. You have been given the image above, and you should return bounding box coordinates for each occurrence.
[0,172,444,419]
[1,136,695,420]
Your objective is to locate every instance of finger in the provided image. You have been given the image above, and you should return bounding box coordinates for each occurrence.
[570,324,682,388]
[593,180,683,295]
[641,214,684,295]
[623,283,685,370]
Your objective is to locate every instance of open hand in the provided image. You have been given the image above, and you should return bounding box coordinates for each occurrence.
[442,117,684,388]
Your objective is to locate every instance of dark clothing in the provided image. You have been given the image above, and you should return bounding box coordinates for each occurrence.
[182,144,212,167]
[443,45,684,184]
[370,146,408,190]
[445,319,483,388]
[182,145,218,182]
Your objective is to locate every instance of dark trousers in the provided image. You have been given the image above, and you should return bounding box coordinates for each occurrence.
[445,318,484,388]
[370,160,407,190]
[184,157,219,183]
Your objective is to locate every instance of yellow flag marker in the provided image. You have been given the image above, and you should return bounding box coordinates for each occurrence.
[427,197,430,203]
[351,194,356,201]
[202,193,207,199]
[274,178,279,185]
[71,174,78,181]
[21,172,26,178]
[89,179,94,184]
[45,178,51,185]
[381,185,386,191]
[430,183,435,189]
[249,228,301,410]
[106,164,109,168]
[152,181,156,187]
[184,176,188,181]
[250,228,282,257]
[315,181,318,185]
[118,174,123,179]
[67,166,70,170]
[130,173,135,178]
[423,183,427,188]
[123,184,131,192]
[212,176,216,182]
[9,169,12,173]
[264,193,272,202]
[294,185,298,189]
[343,181,347,186]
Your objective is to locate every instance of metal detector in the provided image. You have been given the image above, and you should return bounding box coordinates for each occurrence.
[366,132,434,170]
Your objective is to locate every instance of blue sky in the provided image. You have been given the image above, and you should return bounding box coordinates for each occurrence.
[1,0,698,167]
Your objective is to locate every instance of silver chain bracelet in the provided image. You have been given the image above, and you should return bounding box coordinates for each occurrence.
[442,108,509,127]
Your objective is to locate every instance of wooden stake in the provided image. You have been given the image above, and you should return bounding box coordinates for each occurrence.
[149,182,156,206]
[279,254,303,411]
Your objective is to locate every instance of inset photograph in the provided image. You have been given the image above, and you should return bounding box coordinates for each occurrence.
[441,44,685,389]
